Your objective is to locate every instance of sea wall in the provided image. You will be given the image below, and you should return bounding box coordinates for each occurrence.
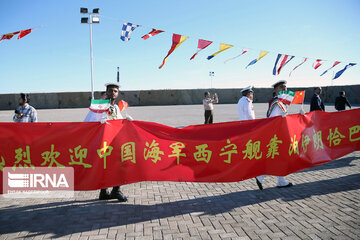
[1,85,359,110]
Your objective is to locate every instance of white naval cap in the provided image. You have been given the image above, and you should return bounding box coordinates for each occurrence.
[272,80,287,88]
[241,85,254,93]
[105,83,121,89]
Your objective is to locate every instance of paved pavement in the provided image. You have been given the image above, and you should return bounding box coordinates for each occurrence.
[0,104,359,239]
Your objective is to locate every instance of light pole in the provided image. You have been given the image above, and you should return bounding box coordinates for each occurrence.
[209,71,214,89]
[117,67,120,83]
[81,8,100,100]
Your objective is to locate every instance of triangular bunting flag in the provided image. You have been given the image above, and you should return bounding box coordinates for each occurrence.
[224,48,249,64]
[141,28,164,40]
[0,32,20,41]
[333,63,356,80]
[246,51,268,68]
[289,58,308,77]
[190,39,212,60]
[17,29,32,39]
[207,43,233,60]
[313,59,325,69]
[320,61,340,76]
[159,34,188,69]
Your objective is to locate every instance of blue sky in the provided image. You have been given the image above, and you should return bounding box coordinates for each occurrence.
[1,0,359,94]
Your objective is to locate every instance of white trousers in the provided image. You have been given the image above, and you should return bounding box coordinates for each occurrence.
[256,175,290,187]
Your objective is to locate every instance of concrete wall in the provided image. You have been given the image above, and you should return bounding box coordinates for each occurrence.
[1,85,359,110]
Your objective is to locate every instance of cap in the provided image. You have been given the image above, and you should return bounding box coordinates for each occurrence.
[272,80,287,88]
[105,83,121,89]
[241,86,254,93]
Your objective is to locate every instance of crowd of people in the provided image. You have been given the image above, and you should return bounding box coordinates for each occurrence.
[11,82,353,201]
[202,80,353,190]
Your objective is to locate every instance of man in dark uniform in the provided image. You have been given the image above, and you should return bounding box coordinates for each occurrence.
[310,87,325,112]
[335,91,351,111]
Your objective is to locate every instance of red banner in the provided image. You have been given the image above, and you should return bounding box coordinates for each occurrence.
[1,109,359,193]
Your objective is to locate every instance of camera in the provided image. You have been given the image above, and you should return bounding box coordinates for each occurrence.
[14,109,23,118]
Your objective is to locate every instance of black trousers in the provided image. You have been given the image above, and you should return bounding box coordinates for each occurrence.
[204,110,213,124]
[101,186,120,193]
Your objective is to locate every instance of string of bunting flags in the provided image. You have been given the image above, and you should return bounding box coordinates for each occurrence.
[0,28,34,42]
[118,20,356,79]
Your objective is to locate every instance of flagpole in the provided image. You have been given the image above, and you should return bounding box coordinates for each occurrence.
[301,91,305,112]
[89,16,95,100]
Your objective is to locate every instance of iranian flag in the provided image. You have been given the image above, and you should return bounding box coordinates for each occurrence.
[277,90,295,105]
[89,99,110,113]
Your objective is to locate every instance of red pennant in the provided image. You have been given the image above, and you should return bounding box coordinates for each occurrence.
[17,29,32,39]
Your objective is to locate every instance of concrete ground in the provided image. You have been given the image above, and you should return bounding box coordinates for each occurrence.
[0,104,359,239]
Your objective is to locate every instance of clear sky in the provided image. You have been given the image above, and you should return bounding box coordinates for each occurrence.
[1,0,359,94]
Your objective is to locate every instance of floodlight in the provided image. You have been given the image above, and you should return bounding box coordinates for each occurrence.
[80,8,88,14]
[81,17,89,24]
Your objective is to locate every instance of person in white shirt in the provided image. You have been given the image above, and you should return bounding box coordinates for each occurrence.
[13,93,38,123]
[255,80,293,190]
[238,86,255,121]
[203,91,218,124]
[84,84,133,123]
[84,83,132,202]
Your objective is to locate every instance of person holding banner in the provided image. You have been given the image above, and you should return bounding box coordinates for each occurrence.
[256,80,293,190]
[238,86,255,121]
[84,83,133,202]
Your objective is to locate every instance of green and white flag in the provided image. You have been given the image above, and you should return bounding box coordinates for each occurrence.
[277,91,295,105]
[89,99,110,113]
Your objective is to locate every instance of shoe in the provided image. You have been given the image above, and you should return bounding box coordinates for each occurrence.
[255,178,263,190]
[110,190,128,202]
[276,182,293,188]
[99,189,111,200]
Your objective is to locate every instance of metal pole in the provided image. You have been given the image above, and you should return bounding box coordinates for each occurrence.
[89,14,95,100]
[117,67,120,83]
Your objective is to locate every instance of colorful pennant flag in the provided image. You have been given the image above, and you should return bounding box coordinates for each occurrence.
[313,59,325,69]
[159,34,189,69]
[17,29,32,39]
[118,100,129,112]
[277,90,295,105]
[141,28,164,40]
[333,63,357,80]
[292,91,305,104]
[224,48,249,64]
[207,43,233,60]
[190,39,212,60]
[120,22,140,41]
[289,57,308,76]
[0,32,20,41]
[320,61,340,76]
[0,29,34,43]
[246,50,268,68]
[273,54,295,75]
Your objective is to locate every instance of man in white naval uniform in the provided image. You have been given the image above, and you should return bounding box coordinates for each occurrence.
[84,83,133,202]
[238,86,255,121]
[255,80,293,190]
